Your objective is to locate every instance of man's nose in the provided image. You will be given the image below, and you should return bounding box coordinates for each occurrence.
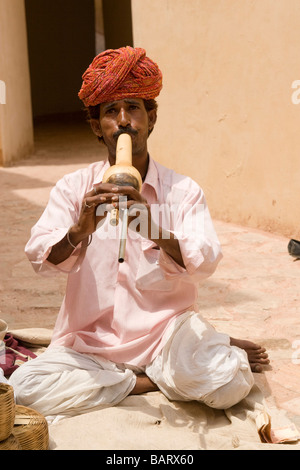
[117,108,130,128]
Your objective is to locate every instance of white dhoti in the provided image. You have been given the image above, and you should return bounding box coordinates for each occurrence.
[146,312,254,409]
[9,312,254,420]
[9,347,138,421]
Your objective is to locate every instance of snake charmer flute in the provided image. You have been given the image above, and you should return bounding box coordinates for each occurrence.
[102,133,142,263]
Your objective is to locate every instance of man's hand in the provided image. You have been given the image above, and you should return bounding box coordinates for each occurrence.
[68,183,122,245]
[47,183,184,268]
[47,183,122,265]
[109,186,185,268]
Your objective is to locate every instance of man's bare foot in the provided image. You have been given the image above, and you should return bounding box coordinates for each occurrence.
[129,373,159,395]
[230,338,270,373]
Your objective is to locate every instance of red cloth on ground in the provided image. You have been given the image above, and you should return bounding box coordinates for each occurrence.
[0,334,37,377]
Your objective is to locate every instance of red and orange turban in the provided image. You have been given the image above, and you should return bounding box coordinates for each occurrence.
[78,46,163,107]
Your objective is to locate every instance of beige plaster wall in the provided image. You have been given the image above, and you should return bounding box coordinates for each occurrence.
[0,0,34,166]
[131,0,300,239]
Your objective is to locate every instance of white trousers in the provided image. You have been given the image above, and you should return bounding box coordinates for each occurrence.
[9,312,254,420]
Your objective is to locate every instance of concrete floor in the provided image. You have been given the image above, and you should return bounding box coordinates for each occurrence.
[0,116,299,431]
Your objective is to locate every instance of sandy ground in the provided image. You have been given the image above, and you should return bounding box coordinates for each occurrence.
[1,116,299,431]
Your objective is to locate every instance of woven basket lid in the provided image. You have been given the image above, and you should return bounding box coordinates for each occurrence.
[0,433,22,450]
[13,405,49,450]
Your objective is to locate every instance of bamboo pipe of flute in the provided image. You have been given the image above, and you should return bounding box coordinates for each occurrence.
[102,133,142,262]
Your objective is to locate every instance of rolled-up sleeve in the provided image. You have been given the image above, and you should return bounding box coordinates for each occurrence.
[158,182,223,282]
[25,174,84,276]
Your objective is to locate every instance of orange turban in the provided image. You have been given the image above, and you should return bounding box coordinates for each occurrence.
[78,46,163,107]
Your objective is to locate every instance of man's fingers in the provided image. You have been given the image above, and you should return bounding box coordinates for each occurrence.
[110,185,146,203]
[89,183,147,204]
[83,200,95,209]
[83,193,119,210]
[93,183,121,195]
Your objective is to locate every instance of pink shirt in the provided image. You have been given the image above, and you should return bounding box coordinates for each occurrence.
[25,157,222,366]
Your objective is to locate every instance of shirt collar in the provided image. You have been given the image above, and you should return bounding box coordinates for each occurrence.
[142,155,159,198]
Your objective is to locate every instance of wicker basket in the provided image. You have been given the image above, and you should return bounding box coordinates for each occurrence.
[0,383,15,441]
[0,433,22,450]
[13,405,49,450]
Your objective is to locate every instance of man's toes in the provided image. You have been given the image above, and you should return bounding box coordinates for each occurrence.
[261,353,270,362]
[251,363,263,373]
[249,350,269,362]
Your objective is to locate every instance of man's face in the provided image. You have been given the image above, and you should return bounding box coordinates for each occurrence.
[97,98,156,159]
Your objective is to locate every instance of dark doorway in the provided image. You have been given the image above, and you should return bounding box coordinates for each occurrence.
[102,0,133,49]
[25,0,96,119]
[25,0,134,121]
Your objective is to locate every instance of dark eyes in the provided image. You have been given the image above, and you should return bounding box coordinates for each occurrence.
[105,104,139,115]
[129,104,139,110]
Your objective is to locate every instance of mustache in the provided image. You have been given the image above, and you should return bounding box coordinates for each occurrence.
[113,128,138,141]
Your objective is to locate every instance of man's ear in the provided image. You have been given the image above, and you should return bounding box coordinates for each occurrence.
[90,118,102,138]
[148,109,157,133]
